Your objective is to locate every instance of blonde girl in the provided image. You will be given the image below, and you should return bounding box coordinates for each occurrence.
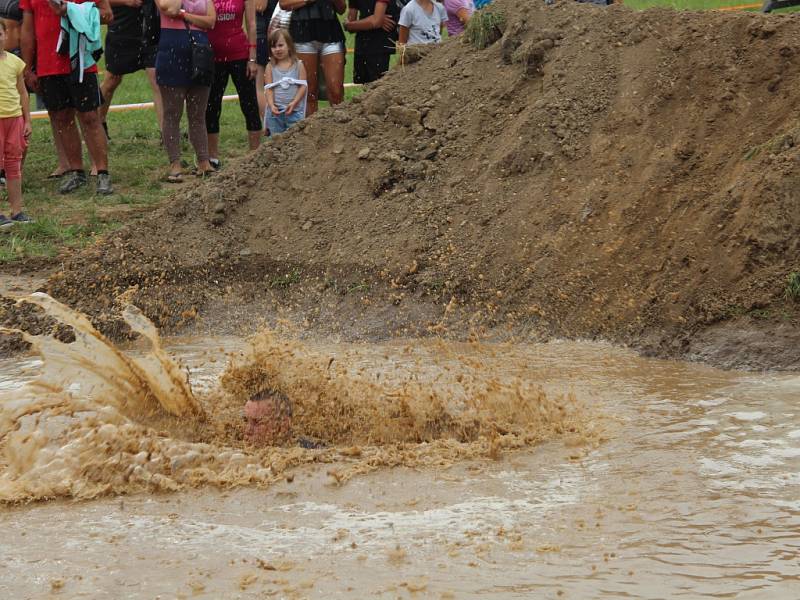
[264,29,307,134]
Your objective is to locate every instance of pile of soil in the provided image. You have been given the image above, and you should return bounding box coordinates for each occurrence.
[14,0,800,368]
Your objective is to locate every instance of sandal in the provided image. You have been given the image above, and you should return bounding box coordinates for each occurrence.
[47,170,66,179]
[192,168,214,178]
[164,172,184,183]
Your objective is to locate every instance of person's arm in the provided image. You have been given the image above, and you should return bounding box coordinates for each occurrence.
[245,0,257,78]
[182,0,216,29]
[20,10,37,92]
[264,65,280,115]
[285,59,306,114]
[329,0,345,14]
[96,0,114,24]
[455,6,470,24]
[397,5,411,44]
[108,0,142,8]
[155,0,182,17]
[16,70,32,139]
[345,1,393,33]
[279,0,313,10]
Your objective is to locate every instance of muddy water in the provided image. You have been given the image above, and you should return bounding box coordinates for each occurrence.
[1,332,799,597]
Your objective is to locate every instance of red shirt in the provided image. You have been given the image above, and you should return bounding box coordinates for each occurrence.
[207,0,249,63]
[20,0,100,77]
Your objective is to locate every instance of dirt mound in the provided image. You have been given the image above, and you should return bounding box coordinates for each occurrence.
[34,1,800,368]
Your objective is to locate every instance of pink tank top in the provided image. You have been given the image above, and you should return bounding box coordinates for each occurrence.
[161,0,208,31]
[207,0,249,63]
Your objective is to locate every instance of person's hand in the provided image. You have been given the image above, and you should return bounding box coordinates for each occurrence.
[47,0,67,16]
[246,60,258,79]
[381,14,395,32]
[285,100,297,115]
[23,120,32,139]
[270,105,281,115]
[125,0,142,7]
[23,70,39,93]
[164,5,181,17]
[255,0,267,10]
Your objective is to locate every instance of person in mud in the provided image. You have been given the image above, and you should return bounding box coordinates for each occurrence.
[21,0,115,195]
[344,0,399,85]
[244,388,293,445]
[101,0,163,134]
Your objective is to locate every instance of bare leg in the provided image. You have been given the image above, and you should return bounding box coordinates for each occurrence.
[207,132,219,161]
[7,178,22,215]
[49,117,71,175]
[145,68,164,131]
[255,64,266,128]
[320,51,345,106]
[99,72,123,123]
[75,110,109,172]
[298,52,319,116]
[51,108,84,171]
[186,85,212,172]
[248,130,260,150]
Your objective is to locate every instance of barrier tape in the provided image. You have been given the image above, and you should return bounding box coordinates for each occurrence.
[30,85,362,120]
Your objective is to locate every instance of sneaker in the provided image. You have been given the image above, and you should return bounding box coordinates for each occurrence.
[10,212,34,225]
[59,170,87,194]
[209,158,221,171]
[96,172,113,196]
[0,214,11,230]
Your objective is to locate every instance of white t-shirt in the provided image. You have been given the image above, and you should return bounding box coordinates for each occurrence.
[398,0,447,45]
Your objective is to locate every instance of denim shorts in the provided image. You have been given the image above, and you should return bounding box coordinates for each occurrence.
[294,40,344,56]
[266,109,304,134]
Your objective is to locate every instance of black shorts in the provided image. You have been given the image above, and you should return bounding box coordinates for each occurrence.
[353,52,391,85]
[106,34,157,75]
[38,73,102,113]
[256,36,269,67]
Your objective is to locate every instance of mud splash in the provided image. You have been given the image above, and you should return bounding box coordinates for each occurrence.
[0,295,596,503]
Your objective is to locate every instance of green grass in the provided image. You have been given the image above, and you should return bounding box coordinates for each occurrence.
[785,272,800,301]
[0,30,369,264]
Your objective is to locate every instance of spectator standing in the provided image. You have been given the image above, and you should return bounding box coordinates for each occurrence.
[101,0,163,132]
[344,0,398,85]
[279,0,345,116]
[0,20,32,227]
[253,0,277,128]
[442,0,471,37]
[397,0,445,45]
[154,0,216,182]
[20,0,115,195]
[205,0,261,169]
[264,28,305,134]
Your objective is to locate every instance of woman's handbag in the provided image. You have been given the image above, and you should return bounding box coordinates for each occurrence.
[184,20,214,86]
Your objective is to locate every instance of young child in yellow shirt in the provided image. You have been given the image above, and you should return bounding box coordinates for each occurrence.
[0,19,32,229]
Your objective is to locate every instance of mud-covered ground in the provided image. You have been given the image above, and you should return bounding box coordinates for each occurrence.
[3,0,800,369]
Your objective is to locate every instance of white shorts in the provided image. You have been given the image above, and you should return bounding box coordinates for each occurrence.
[294,40,344,56]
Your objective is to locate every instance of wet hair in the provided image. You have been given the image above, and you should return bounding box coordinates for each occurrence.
[249,388,293,418]
[268,28,297,61]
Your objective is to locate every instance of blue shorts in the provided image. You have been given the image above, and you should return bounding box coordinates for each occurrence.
[266,108,303,134]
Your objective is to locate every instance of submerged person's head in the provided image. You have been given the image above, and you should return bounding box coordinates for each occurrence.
[244,389,293,446]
